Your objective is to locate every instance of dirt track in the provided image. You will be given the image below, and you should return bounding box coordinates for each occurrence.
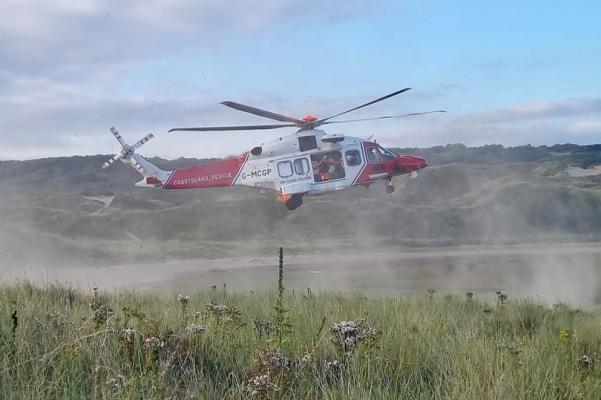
[2,243,601,306]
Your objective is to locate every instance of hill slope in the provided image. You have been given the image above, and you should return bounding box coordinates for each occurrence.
[1,144,600,265]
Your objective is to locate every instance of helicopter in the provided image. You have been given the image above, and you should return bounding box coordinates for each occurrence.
[102,88,444,210]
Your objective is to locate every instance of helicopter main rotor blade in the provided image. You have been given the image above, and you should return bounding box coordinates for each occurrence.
[169,123,297,133]
[220,101,304,124]
[321,110,446,125]
[318,88,412,124]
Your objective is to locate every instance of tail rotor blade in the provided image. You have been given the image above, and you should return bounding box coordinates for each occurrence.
[130,158,148,175]
[102,153,121,169]
[110,127,127,147]
[131,133,154,150]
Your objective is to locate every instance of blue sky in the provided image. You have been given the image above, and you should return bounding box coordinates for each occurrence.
[0,0,599,159]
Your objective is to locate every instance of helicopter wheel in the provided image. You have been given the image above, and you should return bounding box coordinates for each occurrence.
[386,180,395,194]
[285,195,303,210]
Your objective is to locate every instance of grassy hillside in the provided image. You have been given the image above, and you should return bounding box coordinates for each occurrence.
[0,144,600,264]
[1,278,601,399]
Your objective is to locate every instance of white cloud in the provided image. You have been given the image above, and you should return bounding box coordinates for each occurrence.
[0,0,374,159]
[567,121,601,135]
[0,2,598,159]
[372,97,601,149]
[469,98,601,124]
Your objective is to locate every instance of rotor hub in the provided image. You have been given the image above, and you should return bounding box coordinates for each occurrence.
[301,115,318,122]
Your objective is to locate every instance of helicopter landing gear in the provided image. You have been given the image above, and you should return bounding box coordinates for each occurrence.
[285,195,303,211]
[386,179,395,194]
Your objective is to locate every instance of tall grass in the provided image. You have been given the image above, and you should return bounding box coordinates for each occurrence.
[1,272,601,398]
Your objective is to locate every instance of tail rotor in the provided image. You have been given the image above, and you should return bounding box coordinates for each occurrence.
[102,127,154,170]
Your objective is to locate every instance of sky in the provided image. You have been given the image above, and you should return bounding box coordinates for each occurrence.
[0,0,599,160]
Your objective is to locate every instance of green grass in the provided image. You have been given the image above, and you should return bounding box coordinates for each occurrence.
[1,281,601,399]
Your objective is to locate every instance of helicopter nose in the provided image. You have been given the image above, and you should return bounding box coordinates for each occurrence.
[395,155,427,173]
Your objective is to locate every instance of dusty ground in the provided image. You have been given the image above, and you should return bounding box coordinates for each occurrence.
[1,243,601,306]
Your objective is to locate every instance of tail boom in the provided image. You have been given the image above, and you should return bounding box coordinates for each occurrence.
[163,153,248,189]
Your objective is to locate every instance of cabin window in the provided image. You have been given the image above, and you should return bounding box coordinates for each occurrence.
[311,151,345,182]
[345,150,362,166]
[294,158,310,175]
[366,146,383,164]
[298,136,317,152]
[277,161,293,178]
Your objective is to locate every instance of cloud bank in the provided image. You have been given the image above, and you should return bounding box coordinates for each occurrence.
[0,1,599,160]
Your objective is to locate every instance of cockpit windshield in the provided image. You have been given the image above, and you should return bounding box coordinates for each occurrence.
[378,145,398,160]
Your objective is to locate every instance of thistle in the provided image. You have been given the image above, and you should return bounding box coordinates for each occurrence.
[177,294,190,314]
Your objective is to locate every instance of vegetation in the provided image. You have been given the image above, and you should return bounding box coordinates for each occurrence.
[1,252,601,399]
[395,143,601,167]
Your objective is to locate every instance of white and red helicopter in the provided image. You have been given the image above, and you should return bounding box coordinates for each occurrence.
[103,88,443,210]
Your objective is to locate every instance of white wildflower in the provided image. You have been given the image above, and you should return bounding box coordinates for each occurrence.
[143,336,165,350]
[119,327,136,343]
[245,374,279,396]
[185,324,207,336]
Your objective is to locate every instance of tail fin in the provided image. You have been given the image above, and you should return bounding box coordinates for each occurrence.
[102,127,171,188]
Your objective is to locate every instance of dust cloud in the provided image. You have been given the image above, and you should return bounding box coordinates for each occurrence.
[1,156,601,307]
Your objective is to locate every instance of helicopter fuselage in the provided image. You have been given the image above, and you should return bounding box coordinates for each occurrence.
[160,129,427,208]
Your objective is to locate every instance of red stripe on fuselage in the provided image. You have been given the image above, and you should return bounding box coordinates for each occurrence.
[164,153,247,189]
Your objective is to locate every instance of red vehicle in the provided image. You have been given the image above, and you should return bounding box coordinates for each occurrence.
[103,88,442,210]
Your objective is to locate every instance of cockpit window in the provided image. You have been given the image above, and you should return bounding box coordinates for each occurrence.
[378,146,397,160]
[366,146,382,164]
